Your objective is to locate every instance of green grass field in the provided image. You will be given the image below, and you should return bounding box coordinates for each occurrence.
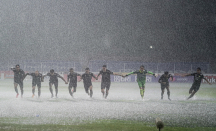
[0,120,215,131]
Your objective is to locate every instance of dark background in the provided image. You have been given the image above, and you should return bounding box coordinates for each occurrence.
[0,0,215,71]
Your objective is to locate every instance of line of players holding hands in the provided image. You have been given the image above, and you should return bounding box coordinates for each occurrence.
[11,64,211,100]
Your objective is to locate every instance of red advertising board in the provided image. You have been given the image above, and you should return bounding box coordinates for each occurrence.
[203,75,216,84]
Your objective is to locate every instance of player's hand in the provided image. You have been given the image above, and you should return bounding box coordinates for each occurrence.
[209,83,212,85]
[65,82,68,84]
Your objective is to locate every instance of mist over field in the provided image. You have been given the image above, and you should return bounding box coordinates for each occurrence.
[0,0,216,130]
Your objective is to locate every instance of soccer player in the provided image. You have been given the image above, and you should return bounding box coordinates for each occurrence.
[182,67,211,100]
[42,69,68,98]
[158,71,173,100]
[67,68,81,97]
[123,65,156,99]
[25,71,43,98]
[96,65,122,99]
[11,64,26,98]
[79,68,97,97]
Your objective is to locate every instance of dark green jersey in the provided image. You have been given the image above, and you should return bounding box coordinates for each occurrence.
[191,73,204,86]
[126,70,154,81]
[28,73,43,84]
[11,68,25,82]
[158,74,173,83]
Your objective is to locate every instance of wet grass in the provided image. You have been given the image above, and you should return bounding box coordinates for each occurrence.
[175,85,216,99]
[1,81,216,130]
[0,119,215,131]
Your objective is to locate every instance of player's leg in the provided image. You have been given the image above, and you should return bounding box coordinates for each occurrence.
[142,82,145,98]
[137,81,144,98]
[101,82,105,97]
[14,82,19,98]
[32,83,36,98]
[37,83,41,98]
[140,80,145,99]
[105,82,111,99]
[187,90,197,100]
[89,85,93,97]
[32,86,36,98]
[19,81,24,98]
[73,83,77,93]
[189,86,194,94]
[166,86,171,100]
[49,82,54,98]
[84,84,89,95]
[161,85,165,100]
[187,86,199,100]
[54,82,58,98]
[68,83,73,97]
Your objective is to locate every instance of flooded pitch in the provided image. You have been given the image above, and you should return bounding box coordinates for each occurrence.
[0,80,215,127]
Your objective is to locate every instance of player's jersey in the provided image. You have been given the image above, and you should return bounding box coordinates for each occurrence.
[46,73,61,83]
[11,68,25,81]
[67,72,81,83]
[28,73,43,83]
[98,69,113,82]
[158,74,173,84]
[127,70,154,81]
[191,73,204,86]
[81,72,96,84]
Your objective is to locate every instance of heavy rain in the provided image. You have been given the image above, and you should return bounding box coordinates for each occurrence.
[0,0,216,130]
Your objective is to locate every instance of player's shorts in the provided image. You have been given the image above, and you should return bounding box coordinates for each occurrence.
[161,83,169,90]
[137,80,146,88]
[49,82,58,89]
[101,82,111,90]
[189,84,200,93]
[84,82,92,92]
[32,82,41,88]
[69,83,77,88]
[69,83,77,92]
[14,80,23,88]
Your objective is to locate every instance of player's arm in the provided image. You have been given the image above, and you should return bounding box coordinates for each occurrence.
[158,76,162,83]
[42,73,48,80]
[158,75,166,84]
[92,73,98,80]
[96,72,101,79]
[10,67,15,71]
[203,77,212,85]
[79,75,83,82]
[108,70,121,76]
[67,75,69,83]
[123,71,135,77]
[113,72,122,76]
[23,73,30,80]
[57,74,68,84]
[21,70,26,81]
[147,71,156,77]
[38,74,43,82]
[182,73,193,77]
[170,75,174,81]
